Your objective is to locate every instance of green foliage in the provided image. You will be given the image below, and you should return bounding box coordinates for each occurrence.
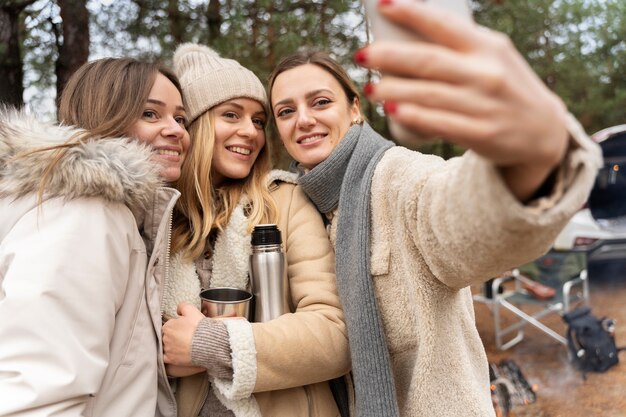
[88,0,368,167]
[472,0,626,135]
[17,0,626,160]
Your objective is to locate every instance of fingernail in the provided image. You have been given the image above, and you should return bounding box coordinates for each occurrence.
[363,83,375,97]
[383,101,397,115]
[353,48,368,65]
[379,0,393,5]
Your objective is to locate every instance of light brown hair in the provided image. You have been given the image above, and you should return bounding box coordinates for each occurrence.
[268,50,361,113]
[58,58,182,138]
[34,58,182,199]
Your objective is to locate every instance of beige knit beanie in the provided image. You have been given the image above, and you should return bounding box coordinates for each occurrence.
[173,43,268,123]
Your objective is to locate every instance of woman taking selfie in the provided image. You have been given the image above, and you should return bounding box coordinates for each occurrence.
[160,43,349,417]
[268,2,601,417]
[0,58,189,417]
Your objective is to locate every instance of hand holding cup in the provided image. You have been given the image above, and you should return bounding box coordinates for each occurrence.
[162,302,205,367]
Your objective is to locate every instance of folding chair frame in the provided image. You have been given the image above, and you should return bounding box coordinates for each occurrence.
[474,269,589,350]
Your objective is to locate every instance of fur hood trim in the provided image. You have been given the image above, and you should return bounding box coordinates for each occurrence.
[0,108,161,210]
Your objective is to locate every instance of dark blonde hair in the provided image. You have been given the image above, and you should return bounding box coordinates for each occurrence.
[268,50,361,112]
[171,108,278,260]
[34,58,182,198]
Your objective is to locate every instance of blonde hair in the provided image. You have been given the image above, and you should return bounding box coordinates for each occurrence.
[172,109,278,260]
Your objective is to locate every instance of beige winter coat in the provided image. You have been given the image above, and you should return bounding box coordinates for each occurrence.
[321,115,602,416]
[172,174,350,417]
[0,111,179,417]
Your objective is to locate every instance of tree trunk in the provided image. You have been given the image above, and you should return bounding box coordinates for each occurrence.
[56,0,89,102]
[0,1,37,107]
[206,0,222,41]
[168,0,185,45]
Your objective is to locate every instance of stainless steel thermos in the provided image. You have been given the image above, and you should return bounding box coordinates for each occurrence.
[249,224,290,322]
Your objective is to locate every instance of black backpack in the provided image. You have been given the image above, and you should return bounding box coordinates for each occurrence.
[562,306,625,376]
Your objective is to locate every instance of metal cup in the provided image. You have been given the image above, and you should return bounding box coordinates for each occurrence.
[200,287,252,320]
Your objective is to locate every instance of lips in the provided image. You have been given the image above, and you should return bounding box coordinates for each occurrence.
[227,146,252,156]
[297,133,326,144]
[156,149,181,156]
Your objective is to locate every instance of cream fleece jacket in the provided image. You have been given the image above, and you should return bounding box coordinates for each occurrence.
[320,114,601,417]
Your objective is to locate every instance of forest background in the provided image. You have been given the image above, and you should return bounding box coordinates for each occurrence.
[1,0,624,167]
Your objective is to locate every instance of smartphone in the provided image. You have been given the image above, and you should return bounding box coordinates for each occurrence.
[362,0,472,42]
[361,0,473,146]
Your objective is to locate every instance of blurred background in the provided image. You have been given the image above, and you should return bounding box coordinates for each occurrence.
[2,1,626,415]
[1,0,624,167]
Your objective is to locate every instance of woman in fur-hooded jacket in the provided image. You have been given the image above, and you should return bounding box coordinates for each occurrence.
[0,58,189,417]
[160,43,350,417]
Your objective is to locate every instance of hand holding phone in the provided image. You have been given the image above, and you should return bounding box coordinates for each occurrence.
[361,0,473,146]
[357,0,573,202]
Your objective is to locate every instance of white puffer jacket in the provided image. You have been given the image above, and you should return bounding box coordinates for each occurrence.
[0,110,179,417]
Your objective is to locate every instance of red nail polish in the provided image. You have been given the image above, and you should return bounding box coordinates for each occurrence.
[353,48,368,65]
[379,0,393,5]
[363,83,375,97]
[383,101,397,115]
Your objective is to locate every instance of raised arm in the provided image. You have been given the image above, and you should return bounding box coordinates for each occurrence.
[371,141,598,290]
[358,0,580,202]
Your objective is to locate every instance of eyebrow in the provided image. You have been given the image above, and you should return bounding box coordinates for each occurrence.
[273,88,335,110]
[218,101,266,117]
[223,101,244,110]
[146,98,186,112]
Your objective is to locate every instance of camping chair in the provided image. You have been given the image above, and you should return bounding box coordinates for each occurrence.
[474,250,589,350]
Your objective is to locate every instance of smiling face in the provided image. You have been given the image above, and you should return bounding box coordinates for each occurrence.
[127,73,190,183]
[271,64,360,170]
[211,98,267,185]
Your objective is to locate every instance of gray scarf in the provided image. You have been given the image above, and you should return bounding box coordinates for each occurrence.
[298,123,399,417]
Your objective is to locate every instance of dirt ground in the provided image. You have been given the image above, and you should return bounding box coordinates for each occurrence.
[474,260,626,417]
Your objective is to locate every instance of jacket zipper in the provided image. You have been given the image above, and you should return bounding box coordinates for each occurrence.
[159,207,178,414]
[160,212,173,310]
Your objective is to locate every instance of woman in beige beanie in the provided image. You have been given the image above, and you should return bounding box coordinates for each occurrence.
[160,43,350,417]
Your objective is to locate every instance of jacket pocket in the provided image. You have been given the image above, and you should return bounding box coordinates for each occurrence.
[120,289,150,367]
[368,239,417,356]
[118,247,150,367]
